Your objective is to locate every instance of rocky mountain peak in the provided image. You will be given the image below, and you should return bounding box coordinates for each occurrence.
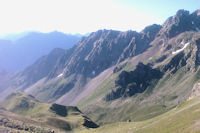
[175,9,190,17]
[89,29,120,39]
[141,24,162,34]
[141,24,162,42]
[158,9,200,38]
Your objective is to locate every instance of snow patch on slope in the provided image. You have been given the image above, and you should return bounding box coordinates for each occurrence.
[57,73,63,78]
[172,42,190,55]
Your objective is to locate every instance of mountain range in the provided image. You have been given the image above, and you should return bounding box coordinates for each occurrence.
[0,9,200,132]
[0,31,81,72]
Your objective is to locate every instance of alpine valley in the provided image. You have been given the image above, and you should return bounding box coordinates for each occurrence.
[1,9,200,133]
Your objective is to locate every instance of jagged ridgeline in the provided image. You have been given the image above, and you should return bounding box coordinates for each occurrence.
[0,9,200,133]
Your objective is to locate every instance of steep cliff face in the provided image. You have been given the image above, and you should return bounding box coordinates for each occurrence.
[49,28,161,79]
[118,24,162,62]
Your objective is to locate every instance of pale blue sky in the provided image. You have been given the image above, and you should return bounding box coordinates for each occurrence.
[112,0,199,21]
[0,0,199,35]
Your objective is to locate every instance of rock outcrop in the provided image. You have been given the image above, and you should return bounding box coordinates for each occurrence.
[105,63,163,101]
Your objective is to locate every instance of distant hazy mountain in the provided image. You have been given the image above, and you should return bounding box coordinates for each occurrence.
[0,31,81,71]
[0,31,30,41]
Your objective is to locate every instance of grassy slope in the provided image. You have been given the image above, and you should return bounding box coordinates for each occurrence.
[77,62,134,107]
[77,34,200,131]
[26,75,75,103]
[78,98,200,133]
[79,43,200,125]
[80,64,186,122]
[1,92,97,132]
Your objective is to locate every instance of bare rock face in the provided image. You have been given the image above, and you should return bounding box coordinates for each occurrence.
[158,9,200,38]
[49,28,161,79]
[162,38,200,74]
[141,24,162,41]
[118,24,162,62]
[105,63,163,101]
[195,39,200,67]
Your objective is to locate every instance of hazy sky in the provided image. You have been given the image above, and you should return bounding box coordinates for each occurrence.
[0,0,199,34]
